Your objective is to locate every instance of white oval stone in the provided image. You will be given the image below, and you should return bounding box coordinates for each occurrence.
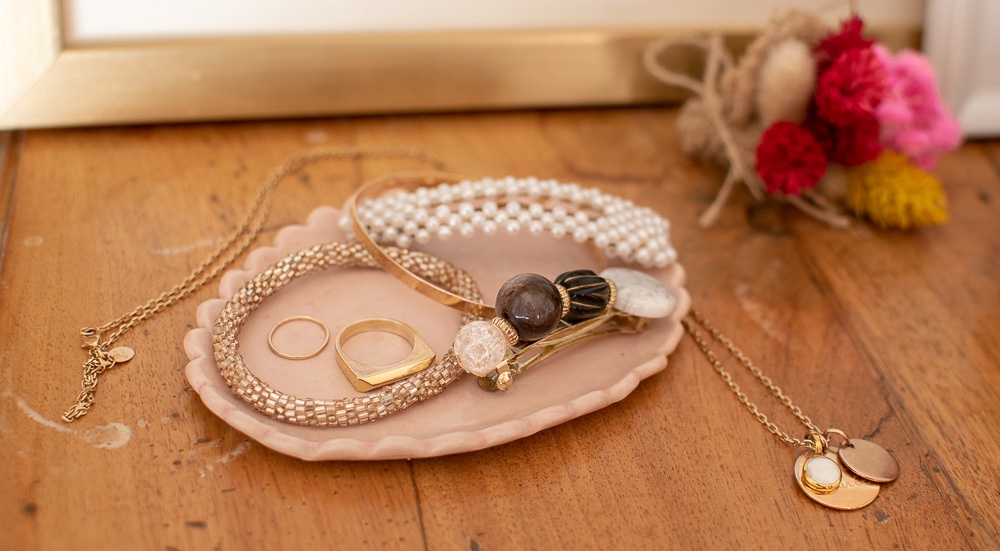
[599,267,676,318]
[804,456,842,488]
[453,321,509,377]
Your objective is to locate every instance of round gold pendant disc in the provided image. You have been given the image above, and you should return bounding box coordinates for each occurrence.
[794,450,879,510]
[838,439,899,483]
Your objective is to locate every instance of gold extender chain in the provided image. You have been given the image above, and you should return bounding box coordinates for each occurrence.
[62,146,453,422]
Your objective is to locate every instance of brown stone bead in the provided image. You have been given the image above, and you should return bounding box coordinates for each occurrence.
[495,273,562,342]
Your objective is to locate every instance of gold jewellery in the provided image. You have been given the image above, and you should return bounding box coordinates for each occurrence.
[346,171,898,511]
[343,173,678,318]
[269,315,439,393]
[335,318,436,392]
[63,142,898,512]
[63,145,452,422]
[343,173,680,392]
[683,309,898,510]
[346,173,496,317]
[268,316,330,360]
[212,242,484,427]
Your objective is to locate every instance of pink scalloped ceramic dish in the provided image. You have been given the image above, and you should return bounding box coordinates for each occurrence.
[183,206,690,460]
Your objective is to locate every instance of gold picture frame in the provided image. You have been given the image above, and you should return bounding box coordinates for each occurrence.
[1,1,921,130]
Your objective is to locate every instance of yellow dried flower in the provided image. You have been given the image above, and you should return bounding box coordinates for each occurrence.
[845,151,948,229]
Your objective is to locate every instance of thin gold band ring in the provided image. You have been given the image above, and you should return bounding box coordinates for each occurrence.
[267,316,330,360]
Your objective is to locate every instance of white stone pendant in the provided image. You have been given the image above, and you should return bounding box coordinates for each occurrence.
[793,449,880,510]
[599,267,676,318]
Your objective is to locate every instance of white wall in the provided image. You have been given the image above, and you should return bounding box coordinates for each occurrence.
[62,0,926,46]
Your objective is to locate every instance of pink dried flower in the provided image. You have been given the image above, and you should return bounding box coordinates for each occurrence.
[872,45,961,169]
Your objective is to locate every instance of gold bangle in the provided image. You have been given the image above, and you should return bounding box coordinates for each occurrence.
[345,172,496,317]
[267,316,330,360]
[344,172,611,318]
[334,318,436,391]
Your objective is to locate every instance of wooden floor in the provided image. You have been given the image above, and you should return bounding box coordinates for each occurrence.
[1,108,998,550]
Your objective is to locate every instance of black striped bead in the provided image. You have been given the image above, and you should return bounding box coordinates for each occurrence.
[554,269,611,323]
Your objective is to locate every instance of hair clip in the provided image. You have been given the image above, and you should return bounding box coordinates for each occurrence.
[456,267,676,391]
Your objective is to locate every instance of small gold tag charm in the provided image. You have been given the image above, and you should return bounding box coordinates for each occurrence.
[794,449,880,510]
[838,439,899,484]
[108,347,135,363]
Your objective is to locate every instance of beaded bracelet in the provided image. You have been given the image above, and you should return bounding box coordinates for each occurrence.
[211,242,484,427]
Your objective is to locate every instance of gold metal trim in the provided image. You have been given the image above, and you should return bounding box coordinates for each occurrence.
[1,0,921,129]
[801,457,842,494]
[605,279,617,312]
[555,284,571,318]
[491,317,520,346]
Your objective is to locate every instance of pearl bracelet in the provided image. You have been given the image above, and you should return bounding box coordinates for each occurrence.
[342,175,677,269]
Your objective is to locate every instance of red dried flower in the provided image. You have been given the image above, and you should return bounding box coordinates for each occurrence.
[830,115,883,166]
[815,47,887,126]
[756,122,828,196]
[806,111,883,167]
[815,15,874,74]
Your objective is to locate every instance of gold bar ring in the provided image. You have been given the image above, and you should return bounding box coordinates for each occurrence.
[335,318,436,392]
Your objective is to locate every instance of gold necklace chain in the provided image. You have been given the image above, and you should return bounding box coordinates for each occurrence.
[681,308,821,449]
[63,145,452,422]
[684,309,900,510]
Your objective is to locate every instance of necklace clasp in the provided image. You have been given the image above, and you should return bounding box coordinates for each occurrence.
[80,327,100,350]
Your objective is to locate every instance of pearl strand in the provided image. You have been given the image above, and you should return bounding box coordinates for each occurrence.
[341,176,677,268]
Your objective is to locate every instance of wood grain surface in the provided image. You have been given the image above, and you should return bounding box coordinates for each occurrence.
[1,109,998,550]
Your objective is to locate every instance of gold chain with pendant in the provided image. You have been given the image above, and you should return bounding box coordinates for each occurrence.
[682,307,899,511]
[62,146,452,422]
[681,307,822,449]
